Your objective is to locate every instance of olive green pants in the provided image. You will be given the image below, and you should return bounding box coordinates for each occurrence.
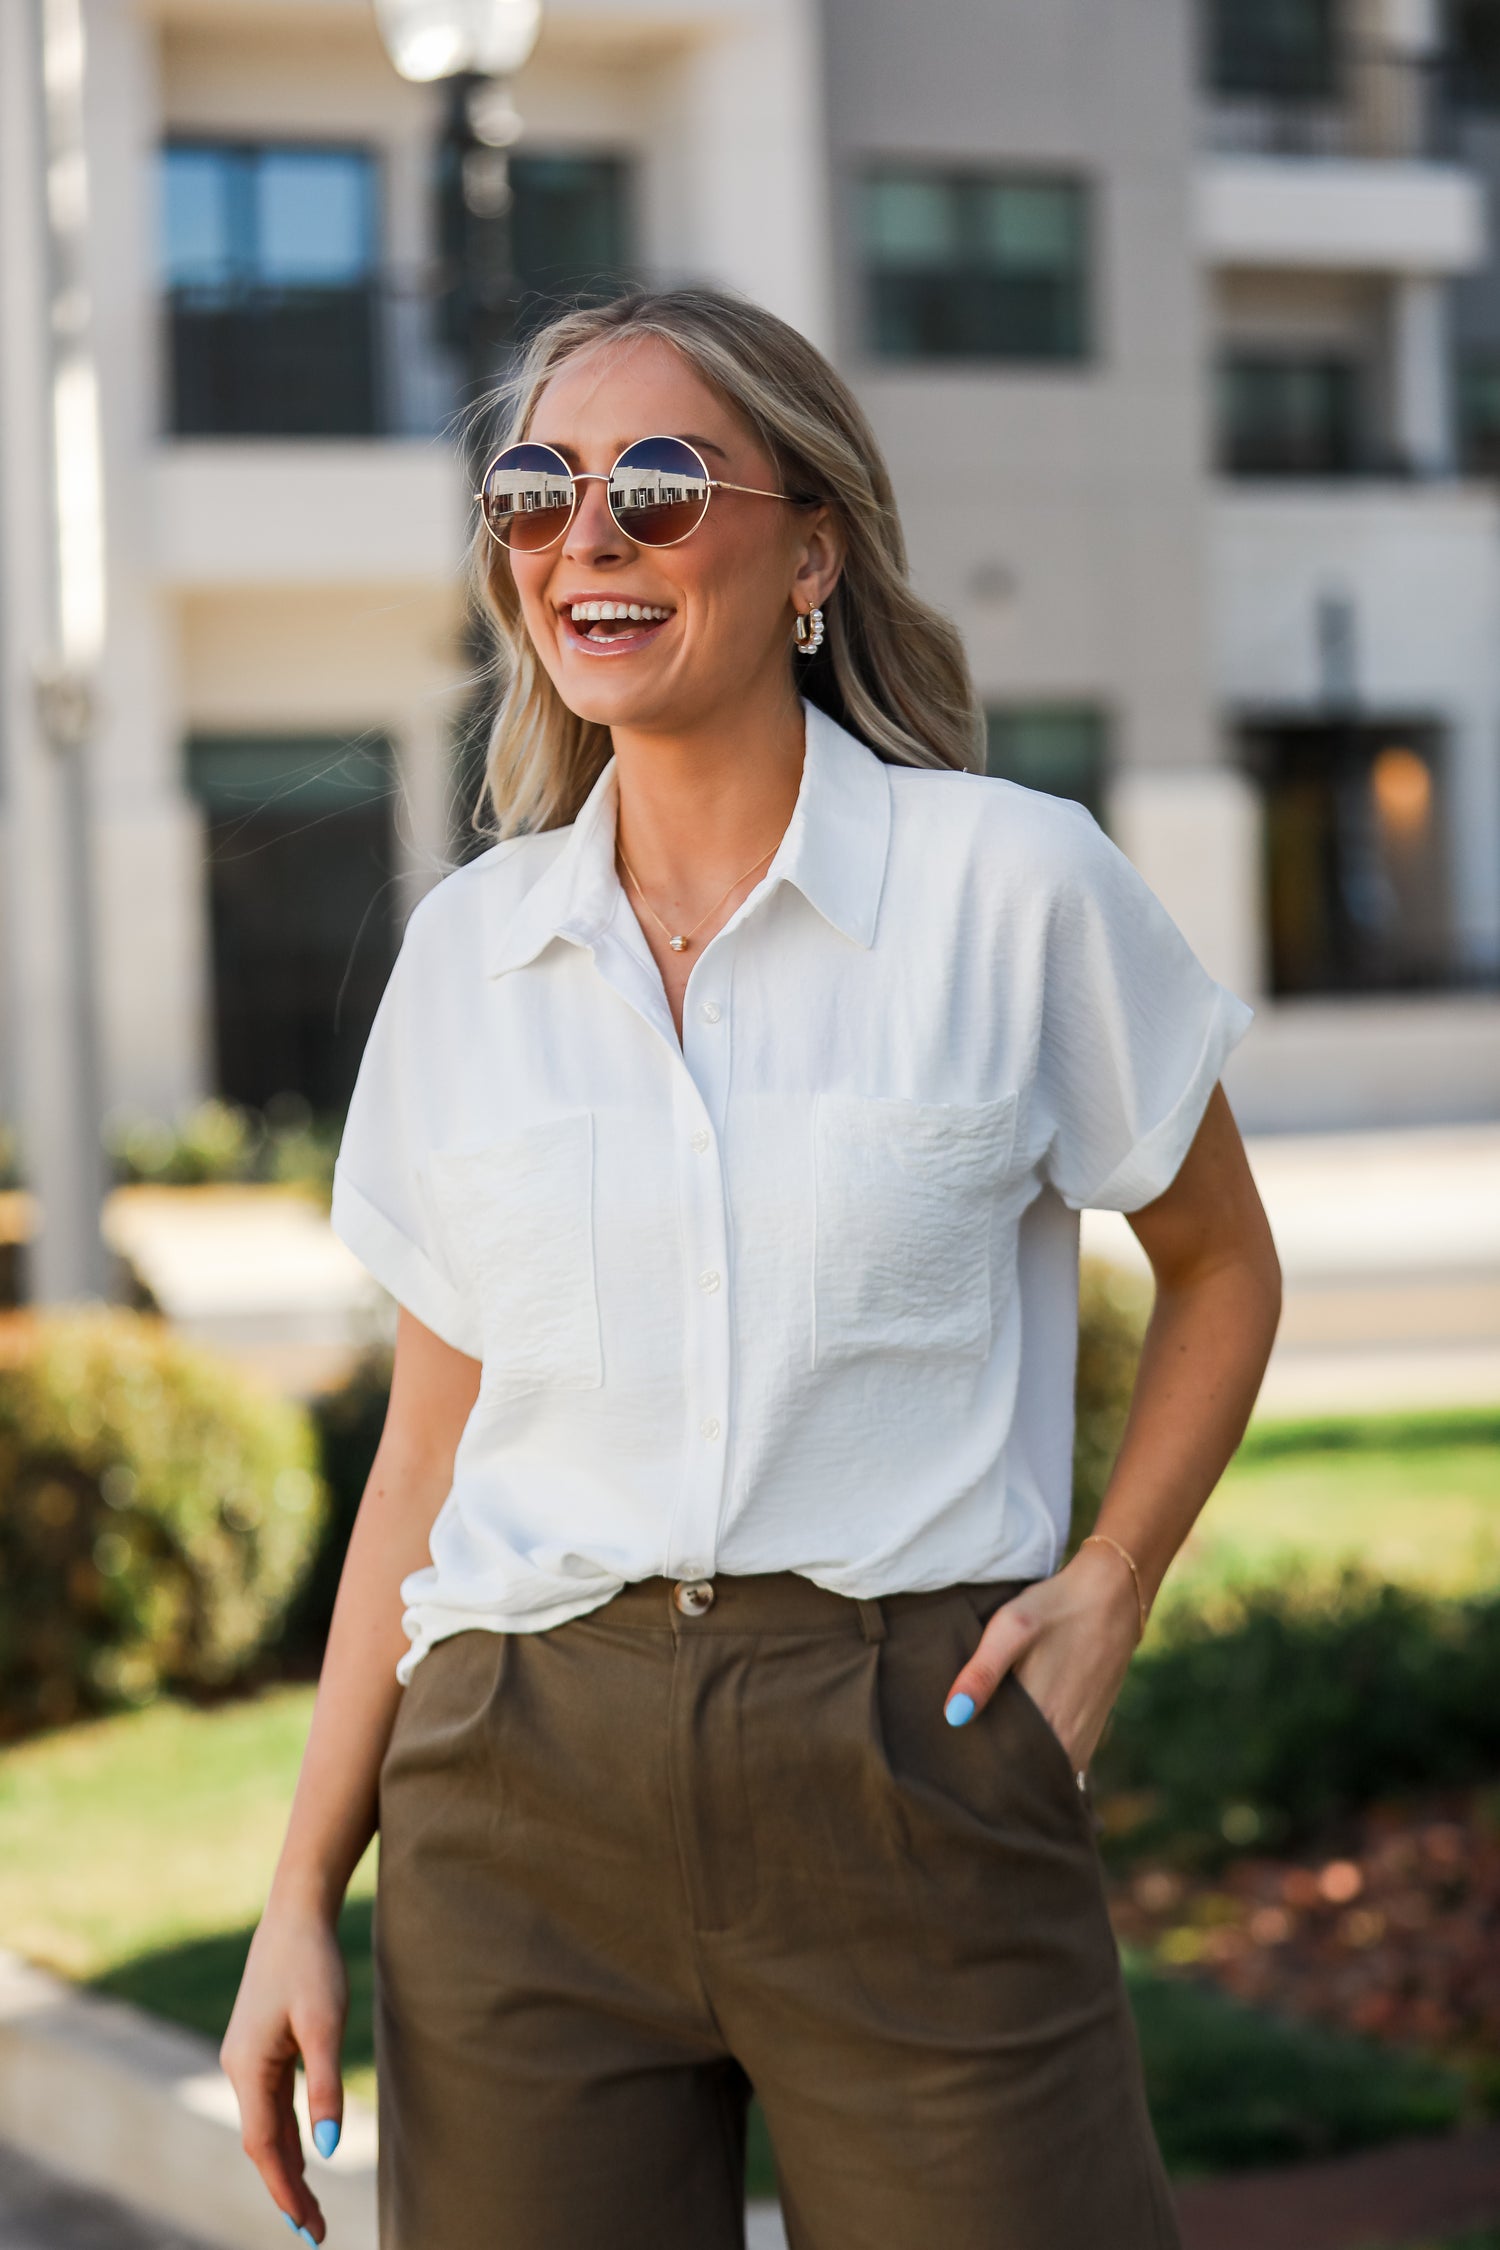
[373,1569,1181,2249]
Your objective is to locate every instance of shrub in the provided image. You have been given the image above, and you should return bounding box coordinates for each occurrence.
[1070,1252,1150,1553]
[279,1343,395,1664]
[105,1096,339,1198]
[0,1305,328,1738]
[1095,1564,1500,1869]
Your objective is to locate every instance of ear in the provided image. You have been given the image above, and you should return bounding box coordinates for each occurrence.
[790,504,845,617]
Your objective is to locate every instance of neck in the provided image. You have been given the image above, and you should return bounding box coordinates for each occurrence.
[609,673,807,889]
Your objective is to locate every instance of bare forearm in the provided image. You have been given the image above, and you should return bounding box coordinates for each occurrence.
[265,1435,454,1923]
[1089,1253,1282,1616]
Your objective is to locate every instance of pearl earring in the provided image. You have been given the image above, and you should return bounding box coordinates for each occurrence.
[793,605,825,658]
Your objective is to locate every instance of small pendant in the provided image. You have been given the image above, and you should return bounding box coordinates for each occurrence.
[668,934,688,952]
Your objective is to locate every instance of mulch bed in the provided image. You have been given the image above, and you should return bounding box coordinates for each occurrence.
[1105,1780,1500,2086]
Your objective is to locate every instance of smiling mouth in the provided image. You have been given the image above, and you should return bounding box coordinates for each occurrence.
[563,600,675,649]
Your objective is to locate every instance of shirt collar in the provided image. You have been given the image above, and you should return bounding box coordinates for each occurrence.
[482,697,892,977]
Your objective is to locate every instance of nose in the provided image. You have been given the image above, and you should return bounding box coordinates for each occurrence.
[562,471,631,565]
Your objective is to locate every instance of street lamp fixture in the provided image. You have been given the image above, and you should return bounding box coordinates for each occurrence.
[372,0,543,377]
[372,0,540,83]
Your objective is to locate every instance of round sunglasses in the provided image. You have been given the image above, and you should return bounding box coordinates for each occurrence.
[476,433,808,552]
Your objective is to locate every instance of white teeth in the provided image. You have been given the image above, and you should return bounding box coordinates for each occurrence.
[567,600,673,625]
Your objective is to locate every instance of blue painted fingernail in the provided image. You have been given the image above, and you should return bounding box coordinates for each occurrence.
[298,2229,318,2246]
[312,2118,340,2158]
[945,1692,975,1726]
[281,2219,297,2235]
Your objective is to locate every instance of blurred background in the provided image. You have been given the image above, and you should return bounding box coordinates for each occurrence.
[0,2,1498,2247]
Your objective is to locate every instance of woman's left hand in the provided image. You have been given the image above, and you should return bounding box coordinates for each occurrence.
[939,1541,1143,1773]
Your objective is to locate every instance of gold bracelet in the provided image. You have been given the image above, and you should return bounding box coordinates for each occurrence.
[1080,1532,1149,1645]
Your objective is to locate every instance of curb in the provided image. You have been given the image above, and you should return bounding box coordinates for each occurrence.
[0,1946,378,2249]
[0,1947,791,2248]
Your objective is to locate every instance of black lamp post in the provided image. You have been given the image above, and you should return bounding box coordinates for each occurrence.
[372,0,543,855]
[373,0,542,396]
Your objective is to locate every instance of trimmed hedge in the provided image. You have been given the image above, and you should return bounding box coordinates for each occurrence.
[1095,1564,1500,1869]
[0,1306,327,1737]
[1071,1252,1151,1553]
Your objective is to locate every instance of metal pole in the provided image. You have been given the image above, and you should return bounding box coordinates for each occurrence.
[8,0,110,1301]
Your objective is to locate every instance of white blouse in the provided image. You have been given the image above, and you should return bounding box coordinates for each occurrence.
[331,700,1255,1684]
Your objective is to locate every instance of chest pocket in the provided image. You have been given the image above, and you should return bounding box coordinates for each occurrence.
[810,1091,1021,1370]
[424,1110,602,1395]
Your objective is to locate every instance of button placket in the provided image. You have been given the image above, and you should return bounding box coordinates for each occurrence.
[662,968,734,1585]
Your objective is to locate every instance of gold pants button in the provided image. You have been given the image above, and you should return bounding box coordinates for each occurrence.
[673,1578,716,1616]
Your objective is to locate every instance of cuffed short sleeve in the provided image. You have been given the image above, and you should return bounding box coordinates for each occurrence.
[330,919,484,1359]
[1034,805,1256,1213]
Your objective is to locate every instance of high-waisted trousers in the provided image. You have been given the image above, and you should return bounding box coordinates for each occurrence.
[373,1568,1182,2250]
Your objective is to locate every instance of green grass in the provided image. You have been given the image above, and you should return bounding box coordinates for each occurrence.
[1156,1407,1500,1614]
[1125,1950,1467,2182]
[2,1407,1494,2185]
[0,1682,379,2102]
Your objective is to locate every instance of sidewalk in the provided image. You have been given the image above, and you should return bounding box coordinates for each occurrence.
[2,1949,1496,2250]
[94,1121,1500,1414]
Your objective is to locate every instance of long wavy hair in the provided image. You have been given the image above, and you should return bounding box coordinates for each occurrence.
[468,285,984,839]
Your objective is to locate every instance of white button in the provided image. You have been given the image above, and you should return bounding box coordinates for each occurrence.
[698,1268,721,1293]
[690,1128,710,1153]
[700,1001,722,1024]
[700,1416,721,1441]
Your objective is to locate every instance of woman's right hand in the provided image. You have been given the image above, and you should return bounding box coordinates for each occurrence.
[219,1900,348,2244]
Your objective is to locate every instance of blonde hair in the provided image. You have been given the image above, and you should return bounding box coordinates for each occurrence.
[468,285,983,839]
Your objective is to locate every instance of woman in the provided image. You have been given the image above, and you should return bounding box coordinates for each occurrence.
[220,285,1281,2250]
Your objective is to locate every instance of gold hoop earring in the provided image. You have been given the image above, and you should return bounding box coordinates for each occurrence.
[793,605,825,658]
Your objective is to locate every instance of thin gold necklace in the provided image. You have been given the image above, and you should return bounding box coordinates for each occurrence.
[615,835,780,953]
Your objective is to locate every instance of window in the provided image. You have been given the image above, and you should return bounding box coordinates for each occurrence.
[1458,350,1500,474]
[1202,0,1337,102]
[511,154,633,329]
[1217,352,1363,477]
[1449,0,1500,111]
[861,169,1091,363]
[185,735,397,1111]
[162,141,380,437]
[1237,721,1454,994]
[984,707,1108,823]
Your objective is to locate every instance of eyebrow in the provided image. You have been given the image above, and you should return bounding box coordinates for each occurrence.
[533,433,731,467]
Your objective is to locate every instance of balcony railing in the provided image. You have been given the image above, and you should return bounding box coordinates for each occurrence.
[164,276,463,441]
[1203,44,1459,161]
[161,266,637,442]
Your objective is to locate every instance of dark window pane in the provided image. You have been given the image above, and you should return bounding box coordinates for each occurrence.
[1217,352,1362,476]
[511,153,631,303]
[984,706,1108,823]
[185,736,397,1112]
[1450,0,1500,110]
[1205,0,1338,100]
[1237,722,1453,994]
[862,169,1090,364]
[1458,350,1500,473]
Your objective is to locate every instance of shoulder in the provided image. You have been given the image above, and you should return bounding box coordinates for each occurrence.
[885,761,1105,895]
[398,826,573,966]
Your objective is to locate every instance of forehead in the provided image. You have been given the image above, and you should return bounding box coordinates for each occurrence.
[528,333,750,454]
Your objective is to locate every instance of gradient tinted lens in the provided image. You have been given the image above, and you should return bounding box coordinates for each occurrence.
[608,437,711,545]
[481,443,576,549]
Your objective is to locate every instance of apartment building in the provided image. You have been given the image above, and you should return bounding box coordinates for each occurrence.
[1,0,1498,1153]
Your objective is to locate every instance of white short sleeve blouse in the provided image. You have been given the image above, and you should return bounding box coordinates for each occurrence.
[331,700,1256,1683]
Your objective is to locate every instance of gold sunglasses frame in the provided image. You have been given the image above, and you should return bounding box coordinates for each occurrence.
[474,433,797,552]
